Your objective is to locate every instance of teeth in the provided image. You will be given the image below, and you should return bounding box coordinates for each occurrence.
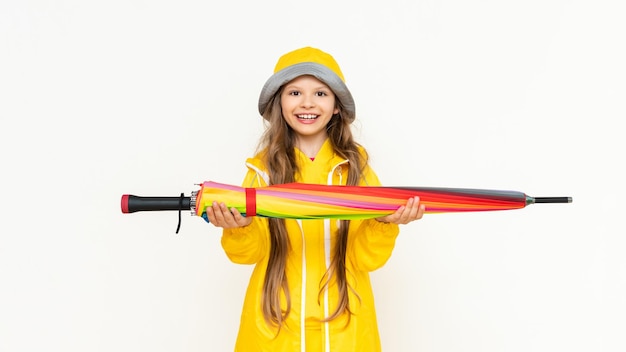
[298,114,318,119]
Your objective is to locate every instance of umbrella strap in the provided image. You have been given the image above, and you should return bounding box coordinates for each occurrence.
[245,188,257,217]
[176,192,184,234]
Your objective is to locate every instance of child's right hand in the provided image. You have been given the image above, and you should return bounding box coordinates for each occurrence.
[206,201,253,229]
[375,196,425,225]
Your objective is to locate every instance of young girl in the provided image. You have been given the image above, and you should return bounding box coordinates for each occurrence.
[206,47,425,352]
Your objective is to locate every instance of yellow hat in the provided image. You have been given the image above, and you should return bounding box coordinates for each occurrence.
[258,47,355,120]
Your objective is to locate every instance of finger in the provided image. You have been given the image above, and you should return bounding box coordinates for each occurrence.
[230,207,242,220]
[211,201,229,226]
[230,207,249,226]
[205,205,217,225]
[210,202,225,227]
[407,197,421,221]
[402,197,423,224]
[230,208,245,225]
[416,204,426,219]
[219,202,239,227]
[392,205,407,222]
[397,198,415,224]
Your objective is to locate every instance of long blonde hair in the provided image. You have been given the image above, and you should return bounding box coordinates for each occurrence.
[257,86,367,329]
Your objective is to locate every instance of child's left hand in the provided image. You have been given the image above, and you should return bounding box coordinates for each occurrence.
[376,196,425,225]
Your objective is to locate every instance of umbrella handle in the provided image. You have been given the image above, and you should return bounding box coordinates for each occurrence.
[121,194,193,213]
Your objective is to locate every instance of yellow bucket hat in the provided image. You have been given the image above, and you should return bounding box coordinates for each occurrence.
[258,47,355,121]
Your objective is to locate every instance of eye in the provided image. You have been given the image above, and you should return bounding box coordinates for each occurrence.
[288,90,301,96]
[315,91,328,97]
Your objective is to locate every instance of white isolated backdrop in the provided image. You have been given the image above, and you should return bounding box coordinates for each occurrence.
[1,1,624,351]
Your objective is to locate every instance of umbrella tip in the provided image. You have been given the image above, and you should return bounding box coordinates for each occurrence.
[533,196,573,204]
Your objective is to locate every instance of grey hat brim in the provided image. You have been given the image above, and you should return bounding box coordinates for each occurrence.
[258,62,355,120]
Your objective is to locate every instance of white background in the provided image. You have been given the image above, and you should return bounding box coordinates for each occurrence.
[1,0,624,351]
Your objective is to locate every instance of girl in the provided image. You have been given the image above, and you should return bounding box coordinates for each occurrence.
[207,47,425,352]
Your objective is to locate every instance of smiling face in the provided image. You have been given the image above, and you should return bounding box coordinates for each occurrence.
[280,75,339,148]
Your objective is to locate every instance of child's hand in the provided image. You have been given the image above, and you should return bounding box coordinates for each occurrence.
[376,196,425,225]
[206,201,253,228]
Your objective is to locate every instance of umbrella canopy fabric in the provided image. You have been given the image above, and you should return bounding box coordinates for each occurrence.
[192,181,570,220]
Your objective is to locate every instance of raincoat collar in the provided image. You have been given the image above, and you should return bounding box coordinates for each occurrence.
[245,138,349,186]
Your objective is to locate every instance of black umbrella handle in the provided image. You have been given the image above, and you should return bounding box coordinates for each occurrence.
[121,194,197,234]
[121,194,192,213]
[532,197,573,204]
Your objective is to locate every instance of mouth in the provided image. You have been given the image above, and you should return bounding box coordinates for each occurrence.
[297,114,319,120]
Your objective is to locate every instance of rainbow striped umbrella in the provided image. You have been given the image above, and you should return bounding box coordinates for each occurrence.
[121,181,571,231]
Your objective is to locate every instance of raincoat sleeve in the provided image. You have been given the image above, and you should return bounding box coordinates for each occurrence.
[221,217,269,264]
[348,165,400,272]
[349,216,400,272]
[220,169,270,265]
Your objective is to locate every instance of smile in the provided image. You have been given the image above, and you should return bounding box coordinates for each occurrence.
[297,114,319,120]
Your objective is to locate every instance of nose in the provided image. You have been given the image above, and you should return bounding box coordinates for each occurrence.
[301,93,316,108]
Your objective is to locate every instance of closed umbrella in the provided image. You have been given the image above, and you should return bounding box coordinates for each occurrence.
[121,181,572,232]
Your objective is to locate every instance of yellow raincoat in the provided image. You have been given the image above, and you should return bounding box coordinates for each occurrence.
[221,139,400,352]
